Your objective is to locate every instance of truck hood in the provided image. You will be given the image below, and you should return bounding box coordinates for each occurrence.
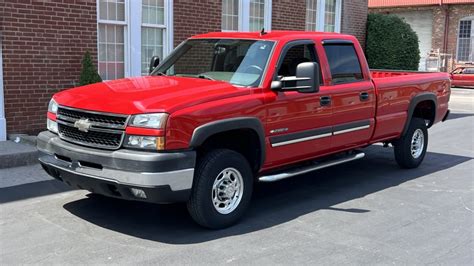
[54,76,250,114]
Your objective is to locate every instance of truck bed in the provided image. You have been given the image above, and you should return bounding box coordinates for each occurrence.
[369,69,451,143]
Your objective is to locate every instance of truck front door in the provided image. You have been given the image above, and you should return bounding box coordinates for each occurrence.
[321,41,376,150]
[265,40,333,168]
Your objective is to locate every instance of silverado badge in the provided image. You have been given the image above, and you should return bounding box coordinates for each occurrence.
[74,118,91,132]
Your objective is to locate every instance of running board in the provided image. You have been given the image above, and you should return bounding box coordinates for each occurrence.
[258,152,365,182]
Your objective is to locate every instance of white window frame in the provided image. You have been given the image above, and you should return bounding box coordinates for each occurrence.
[222,0,272,32]
[97,0,174,79]
[306,0,342,33]
[456,16,474,63]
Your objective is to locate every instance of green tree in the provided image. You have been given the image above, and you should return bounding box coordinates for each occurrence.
[366,13,420,70]
[79,51,102,86]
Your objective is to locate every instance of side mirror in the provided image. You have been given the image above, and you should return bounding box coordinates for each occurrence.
[149,56,160,74]
[271,62,320,93]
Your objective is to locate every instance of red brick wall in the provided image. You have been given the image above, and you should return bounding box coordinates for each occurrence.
[272,0,306,31]
[173,0,222,47]
[341,0,368,48]
[1,0,97,135]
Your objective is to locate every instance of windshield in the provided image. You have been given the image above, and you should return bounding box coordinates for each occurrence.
[153,39,275,87]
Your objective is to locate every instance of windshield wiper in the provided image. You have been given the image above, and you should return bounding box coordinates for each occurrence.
[196,74,215,81]
[155,71,167,76]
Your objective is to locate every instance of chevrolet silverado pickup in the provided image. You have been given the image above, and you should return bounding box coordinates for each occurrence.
[38,31,451,229]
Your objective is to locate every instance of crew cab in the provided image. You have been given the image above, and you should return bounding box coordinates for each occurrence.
[451,66,474,88]
[38,31,451,229]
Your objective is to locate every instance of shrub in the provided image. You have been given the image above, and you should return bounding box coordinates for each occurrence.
[366,13,420,70]
[79,51,102,86]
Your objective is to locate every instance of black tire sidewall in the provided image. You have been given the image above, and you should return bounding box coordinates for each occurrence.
[395,118,428,168]
[191,149,253,228]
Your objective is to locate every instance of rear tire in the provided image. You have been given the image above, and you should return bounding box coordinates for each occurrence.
[187,149,253,229]
[393,117,428,169]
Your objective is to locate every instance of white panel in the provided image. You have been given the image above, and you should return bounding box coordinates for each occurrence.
[392,10,433,71]
[130,0,142,77]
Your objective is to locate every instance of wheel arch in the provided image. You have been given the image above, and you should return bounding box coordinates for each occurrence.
[402,93,437,136]
[189,117,266,171]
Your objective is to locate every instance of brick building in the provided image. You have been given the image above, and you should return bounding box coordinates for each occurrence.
[369,0,474,72]
[0,0,368,138]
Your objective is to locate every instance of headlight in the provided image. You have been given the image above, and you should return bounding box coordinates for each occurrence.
[48,99,58,114]
[129,113,168,129]
[124,135,165,150]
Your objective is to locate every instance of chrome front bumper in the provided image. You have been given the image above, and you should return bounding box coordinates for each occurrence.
[37,131,196,203]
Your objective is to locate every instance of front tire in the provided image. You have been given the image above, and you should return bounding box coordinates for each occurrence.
[393,117,428,169]
[187,149,253,229]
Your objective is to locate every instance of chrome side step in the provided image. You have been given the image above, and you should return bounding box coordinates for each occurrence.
[258,152,365,182]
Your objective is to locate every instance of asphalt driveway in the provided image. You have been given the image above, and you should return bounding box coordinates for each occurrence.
[0,88,473,265]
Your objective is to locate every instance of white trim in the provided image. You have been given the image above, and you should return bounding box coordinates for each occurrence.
[240,0,249,30]
[129,0,142,76]
[264,0,272,31]
[165,0,174,54]
[334,0,342,33]
[0,37,5,141]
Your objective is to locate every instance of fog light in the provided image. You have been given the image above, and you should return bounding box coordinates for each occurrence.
[47,119,58,133]
[125,135,165,150]
[130,188,147,199]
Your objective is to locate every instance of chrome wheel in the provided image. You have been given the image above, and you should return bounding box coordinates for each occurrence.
[411,129,424,159]
[212,167,244,215]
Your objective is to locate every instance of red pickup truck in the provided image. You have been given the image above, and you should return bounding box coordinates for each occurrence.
[38,31,451,229]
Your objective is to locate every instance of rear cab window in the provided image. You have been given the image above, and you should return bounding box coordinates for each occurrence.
[323,43,364,84]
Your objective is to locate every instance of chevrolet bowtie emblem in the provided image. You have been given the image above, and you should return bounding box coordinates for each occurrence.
[74,118,92,132]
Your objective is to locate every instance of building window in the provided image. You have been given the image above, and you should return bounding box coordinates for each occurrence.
[141,0,165,74]
[97,0,173,80]
[221,0,271,32]
[305,0,341,33]
[222,0,239,31]
[457,17,473,62]
[98,0,126,80]
[249,0,265,31]
[306,0,317,31]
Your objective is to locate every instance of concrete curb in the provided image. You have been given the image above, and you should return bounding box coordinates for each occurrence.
[0,140,39,169]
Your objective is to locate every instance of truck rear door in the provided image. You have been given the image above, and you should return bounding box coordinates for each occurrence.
[320,41,376,150]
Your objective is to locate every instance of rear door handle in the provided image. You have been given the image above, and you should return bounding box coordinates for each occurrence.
[320,96,331,106]
[360,92,369,101]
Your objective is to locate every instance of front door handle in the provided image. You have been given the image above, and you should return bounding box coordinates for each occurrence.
[360,92,369,101]
[320,96,331,106]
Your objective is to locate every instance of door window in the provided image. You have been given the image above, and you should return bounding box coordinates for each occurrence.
[324,44,364,84]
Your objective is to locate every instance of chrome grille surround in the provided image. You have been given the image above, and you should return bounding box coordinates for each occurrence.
[56,106,129,150]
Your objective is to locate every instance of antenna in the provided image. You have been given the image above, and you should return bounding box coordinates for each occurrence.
[260,28,267,36]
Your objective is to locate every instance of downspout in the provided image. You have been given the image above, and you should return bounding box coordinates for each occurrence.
[442,2,450,72]
[0,35,6,141]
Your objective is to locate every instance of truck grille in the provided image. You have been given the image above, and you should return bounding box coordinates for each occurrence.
[56,106,129,150]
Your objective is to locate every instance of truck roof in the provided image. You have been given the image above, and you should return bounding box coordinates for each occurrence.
[190,31,354,42]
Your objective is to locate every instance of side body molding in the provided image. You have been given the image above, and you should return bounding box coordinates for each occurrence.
[189,117,266,167]
[402,92,437,136]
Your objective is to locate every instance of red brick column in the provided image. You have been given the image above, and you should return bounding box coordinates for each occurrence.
[341,0,368,48]
[1,0,98,135]
[272,0,306,31]
[173,0,222,47]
